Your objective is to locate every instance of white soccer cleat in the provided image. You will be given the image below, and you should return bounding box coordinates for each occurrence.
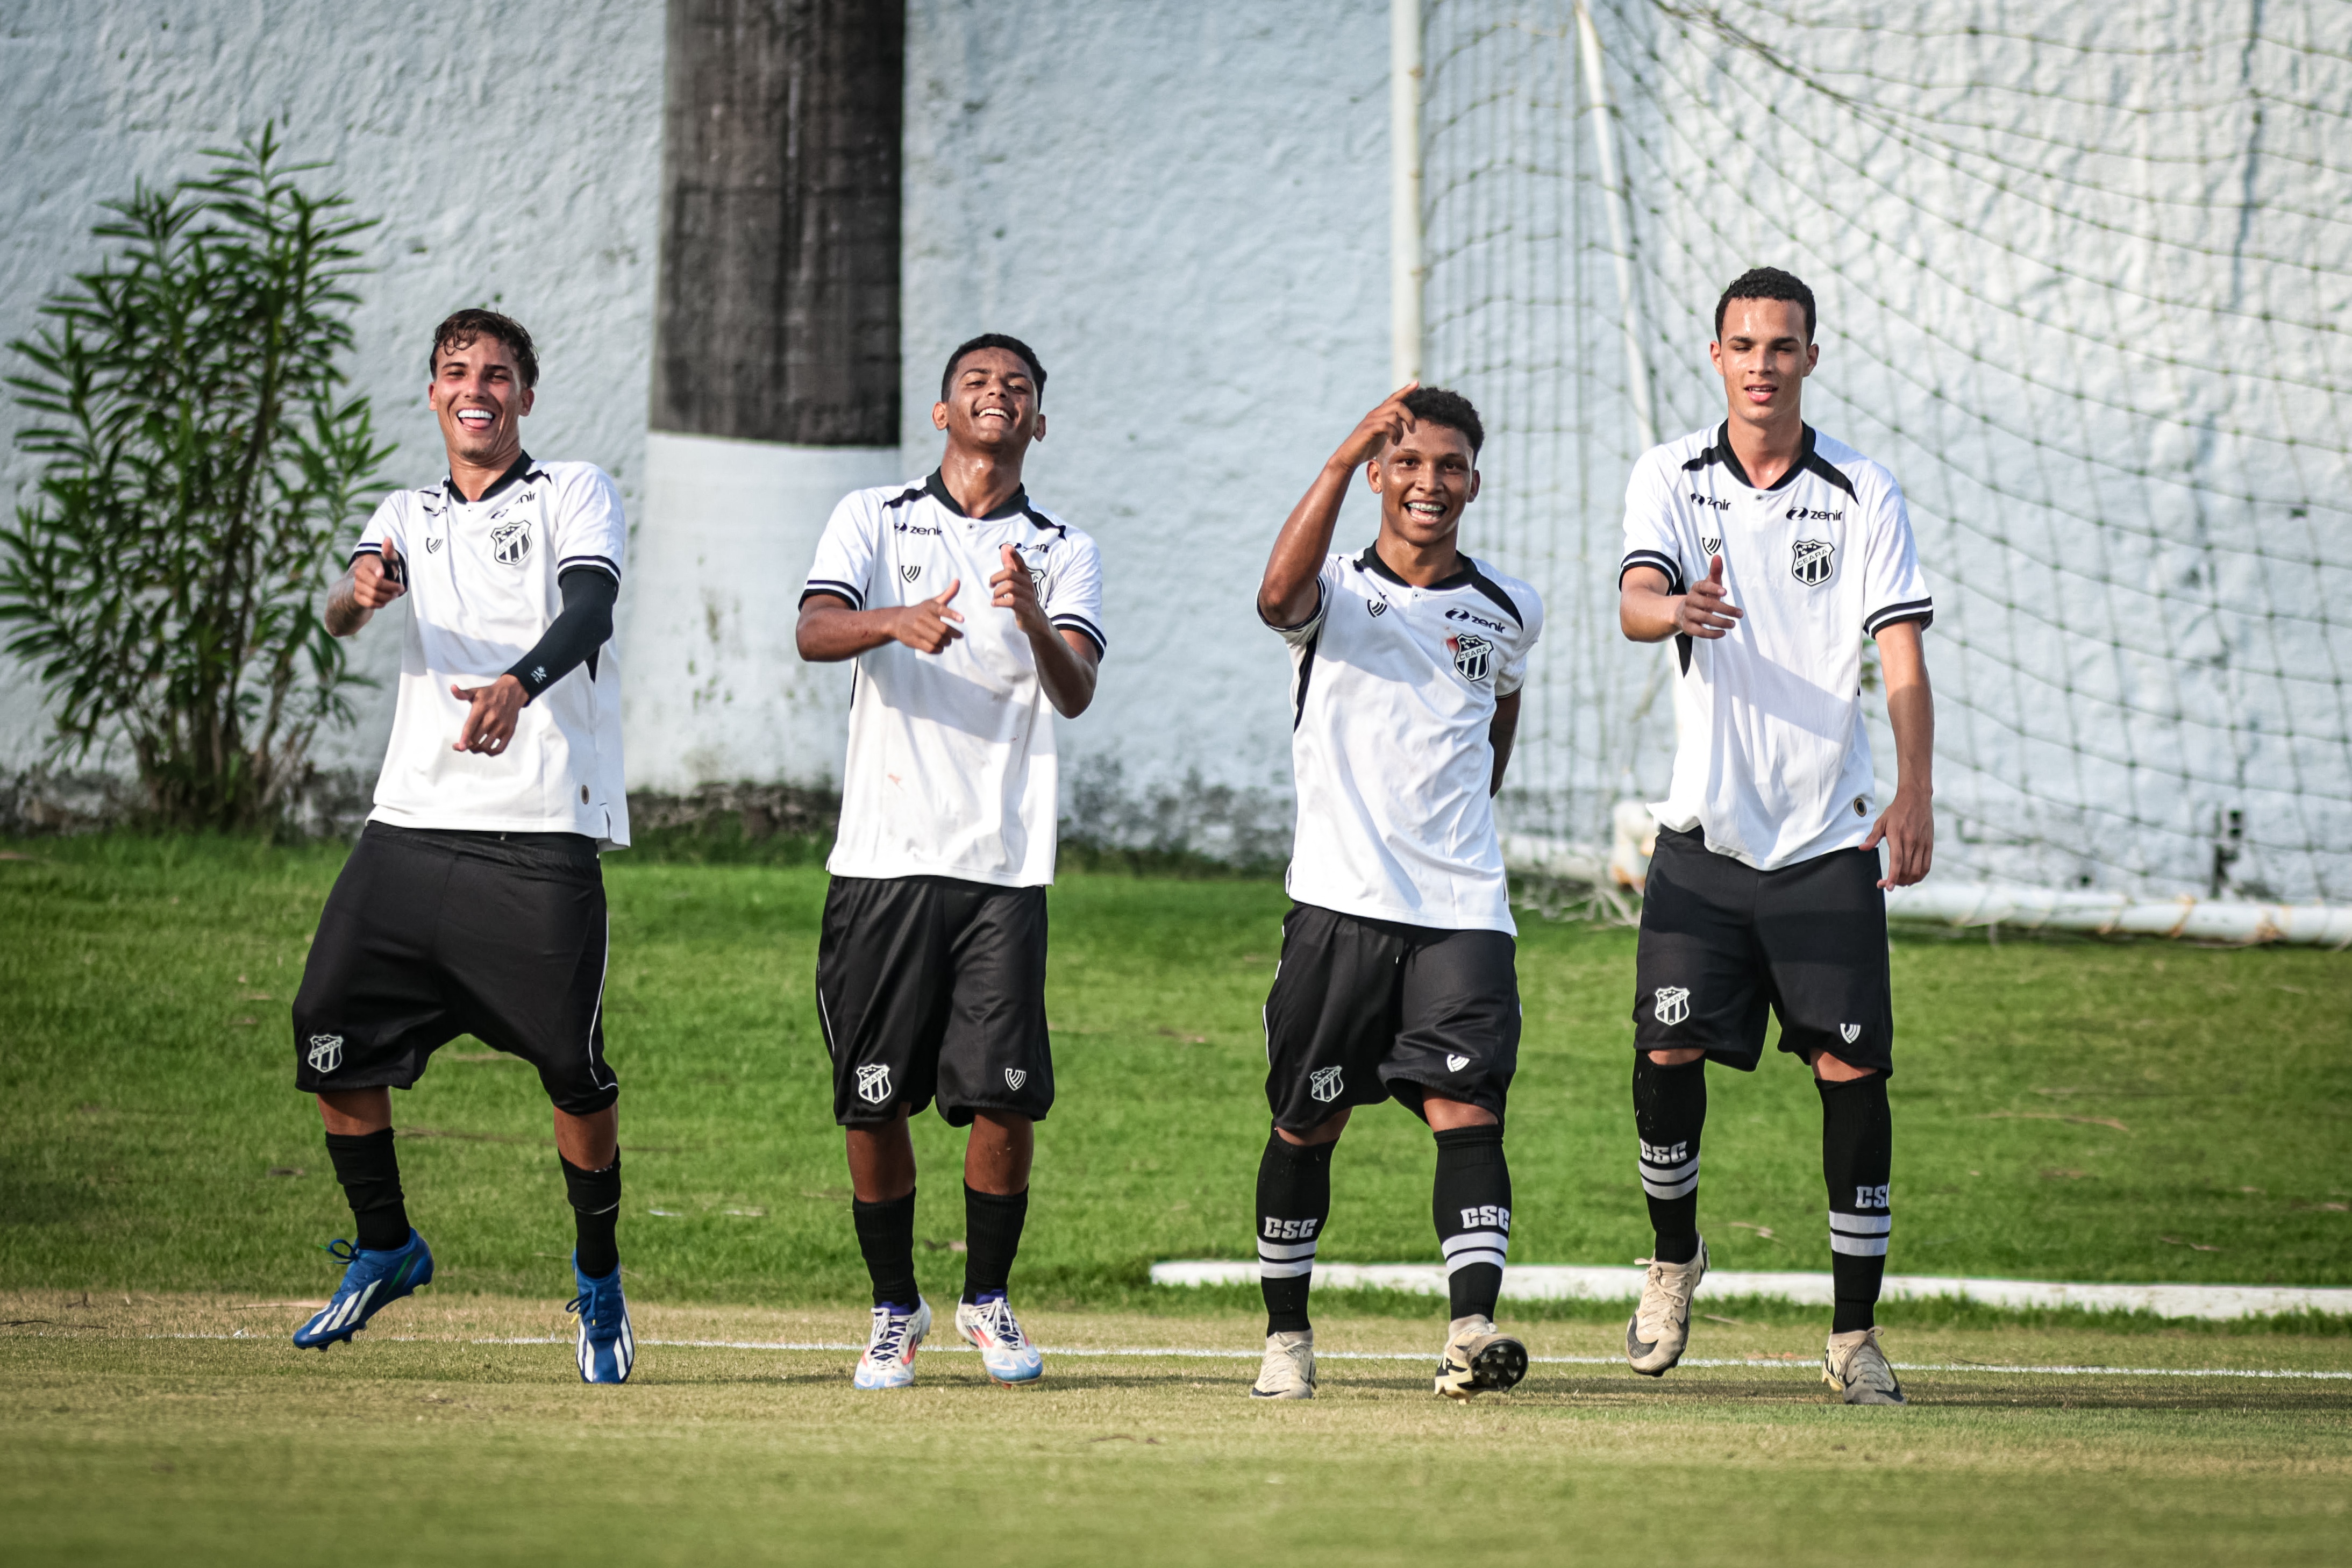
[1434,1315,1528,1400]
[956,1295,1044,1385]
[852,1299,931,1390]
[1626,1236,1708,1376]
[1249,1330,1317,1399]
[1823,1326,1907,1406]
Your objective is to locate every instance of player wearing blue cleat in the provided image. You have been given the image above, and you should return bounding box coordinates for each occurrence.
[567,1252,635,1384]
[293,1230,435,1350]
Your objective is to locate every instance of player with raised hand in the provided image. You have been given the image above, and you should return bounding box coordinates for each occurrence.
[1616,267,1935,1405]
[796,334,1104,1391]
[290,309,637,1383]
[1248,384,1544,1401]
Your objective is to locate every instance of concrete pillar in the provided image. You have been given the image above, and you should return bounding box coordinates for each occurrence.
[627,0,907,793]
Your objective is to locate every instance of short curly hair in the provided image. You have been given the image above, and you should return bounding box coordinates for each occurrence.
[941,333,1046,401]
[429,308,539,389]
[1714,267,1816,342]
[1402,386,1485,456]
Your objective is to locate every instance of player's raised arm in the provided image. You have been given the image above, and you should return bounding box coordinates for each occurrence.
[1621,552,1741,644]
[1258,383,1418,628]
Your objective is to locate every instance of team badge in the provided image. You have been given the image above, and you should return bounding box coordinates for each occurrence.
[490,518,532,566]
[1652,987,1690,1027]
[1790,538,1835,586]
[305,1034,345,1074]
[425,537,443,553]
[1367,598,1388,617]
[855,1063,893,1104]
[1446,1053,1471,1073]
[1004,1068,1028,1091]
[1308,1065,1345,1103]
[1448,633,1493,682]
[901,563,922,583]
[1840,1023,1861,1044]
[1701,536,1721,557]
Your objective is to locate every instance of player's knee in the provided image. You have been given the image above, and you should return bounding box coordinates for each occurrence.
[1277,1108,1350,1148]
[1810,1051,1879,1082]
[1645,1047,1706,1067]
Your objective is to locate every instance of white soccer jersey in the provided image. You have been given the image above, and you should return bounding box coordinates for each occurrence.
[1620,423,1933,871]
[1277,548,1544,933]
[353,455,630,847]
[801,472,1107,888]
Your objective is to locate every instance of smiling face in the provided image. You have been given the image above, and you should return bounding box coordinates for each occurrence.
[1369,420,1480,548]
[932,346,1044,457]
[1709,297,1818,429]
[429,332,533,472]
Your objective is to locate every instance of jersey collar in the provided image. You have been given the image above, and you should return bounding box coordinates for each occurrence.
[924,468,1031,522]
[1356,545,1524,624]
[1695,424,1857,499]
[444,450,537,507]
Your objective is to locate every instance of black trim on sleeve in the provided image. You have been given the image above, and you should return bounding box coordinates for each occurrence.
[557,553,621,584]
[1292,631,1321,731]
[1619,550,1685,595]
[505,567,618,700]
[800,580,865,611]
[1865,598,1935,636]
[1263,580,1325,636]
[1049,613,1107,656]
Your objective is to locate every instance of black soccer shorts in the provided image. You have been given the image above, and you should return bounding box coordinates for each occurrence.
[1261,902,1520,1131]
[291,823,618,1115]
[815,874,1054,1128]
[1631,826,1894,1074]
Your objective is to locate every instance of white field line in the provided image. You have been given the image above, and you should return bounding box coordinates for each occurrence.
[1149,1261,2352,1321]
[92,1331,2352,1379]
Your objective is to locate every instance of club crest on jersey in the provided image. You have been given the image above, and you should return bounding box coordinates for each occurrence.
[1004,1068,1028,1092]
[855,1064,893,1104]
[1309,1065,1345,1103]
[1447,632,1493,682]
[1653,987,1690,1027]
[305,1034,344,1074]
[1790,538,1835,586]
[1701,536,1721,557]
[901,563,922,583]
[425,537,443,553]
[1367,598,1388,617]
[490,518,532,566]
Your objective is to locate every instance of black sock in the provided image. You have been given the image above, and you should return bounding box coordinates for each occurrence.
[562,1154,622,1279]
[852,1191,920,1311]
[1431,1124,1511,1323]
[1633,1054,1706,1265]
[1255,1132,1334,1335]
[962,1186,1029,1303]
[1820,1074,1893,1335]
[324,1128,410,1251]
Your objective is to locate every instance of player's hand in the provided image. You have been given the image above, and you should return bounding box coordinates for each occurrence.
[891,580,965,654]
[1864,786,1934,889]
[1330,381,1421,471]
[450,674,527,756]
[990,545,1048,633]
[1674,554,1742,639]
[352,541,407,608]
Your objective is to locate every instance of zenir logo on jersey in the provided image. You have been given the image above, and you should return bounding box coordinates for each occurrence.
[855,1064,893,1104]
[306,1034,345,1074]
[1653,986,1691,1027]
[1308,1065,1345,1103]
[1447,632,1493,682]
[490,519,532,566]
[1790,538,1835,586]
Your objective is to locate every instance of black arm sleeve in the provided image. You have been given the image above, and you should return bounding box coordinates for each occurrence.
[505,567,618,702]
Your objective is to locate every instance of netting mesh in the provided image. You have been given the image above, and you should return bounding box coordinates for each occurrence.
[1422,0,2352,902]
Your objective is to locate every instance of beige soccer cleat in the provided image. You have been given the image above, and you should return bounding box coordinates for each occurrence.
[1625,1236,1708,1375]
[1250,1329,1317,1399]
[1434,1315,1528,1400]
[1823,1327,1908,1406]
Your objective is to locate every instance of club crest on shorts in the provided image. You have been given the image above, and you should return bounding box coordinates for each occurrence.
[1446,1053,1471,1072]
[490,518,532,566]
[901,563,922,583]
[855,1063,893,1104]
[1308,1065,1345,1103]
[1447,632,1493,682]
[1790,538,1835,586]
[305,1034,344,1073]
[1840,1023,1862,1044]
[1653,987,1691,1027]
[1004,1068,1028,1092]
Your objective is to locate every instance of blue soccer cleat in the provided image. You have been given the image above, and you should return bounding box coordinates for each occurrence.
[567,1254,635,1384]
[293,1230,434,1349]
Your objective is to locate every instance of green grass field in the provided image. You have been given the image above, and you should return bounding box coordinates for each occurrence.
[3,836,2350,1565]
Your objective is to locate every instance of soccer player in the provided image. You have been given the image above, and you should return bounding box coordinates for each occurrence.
[1616,267,1934,1405]
[288,309,636,1384]
[1248,384,1544,1401]
[796,334,1104,1391]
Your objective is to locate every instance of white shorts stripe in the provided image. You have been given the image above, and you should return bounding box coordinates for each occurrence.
[1829,1213,1894,1235]
[1830,1235,1891,1257]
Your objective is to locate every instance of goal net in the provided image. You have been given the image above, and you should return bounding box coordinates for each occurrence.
[1419,0,2352,906]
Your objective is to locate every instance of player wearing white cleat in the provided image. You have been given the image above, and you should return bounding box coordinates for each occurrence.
[1626,1236,1708,1375]
[1823,1325,1907,1405]
[1434,1314,1528,1400]
[955,1294,1043,1385]
[1250,1329,1317,1399]
[854,1299,933,1390]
